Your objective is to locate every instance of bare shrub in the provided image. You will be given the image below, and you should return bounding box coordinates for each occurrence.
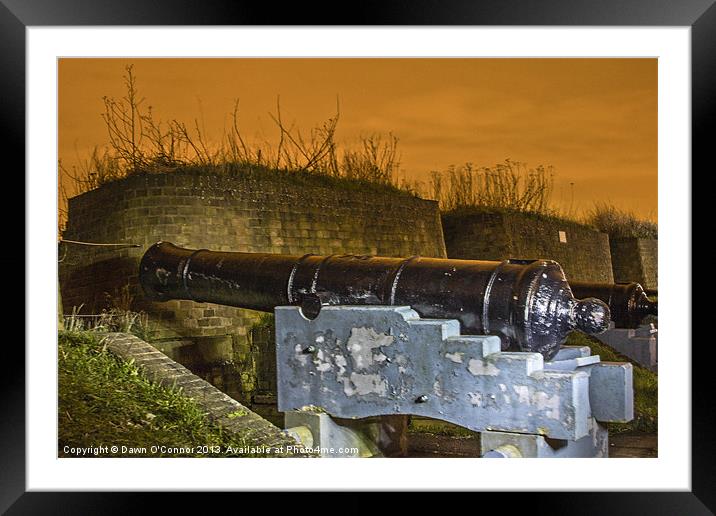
[59,65,407,209]
[586,202,658,239]
[341,133,400,185]
[62,65,634,232]
[430,159,555,215]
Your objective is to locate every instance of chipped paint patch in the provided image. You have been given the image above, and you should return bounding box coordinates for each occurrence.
[347,327,394,371]
[348,372,387,396]
[445,352,464,363]
[313,349,333,372]
[316,361,332,372]
[510,386,561,420]
[334,355,347,376]
[294,343,308,365]
[532,391,561,420]
[513,385,530,404]
[339,376,355,396]
[468,358,499,376]
[468,392,482,406]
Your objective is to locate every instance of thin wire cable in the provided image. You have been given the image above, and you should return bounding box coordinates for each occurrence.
[59,239,141,248]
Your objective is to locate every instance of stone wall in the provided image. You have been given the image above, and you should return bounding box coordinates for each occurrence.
[59,169,446,403]
[247,325,282,424]
[441,210,614,283]
[103,332,313,456]
[610,237,658,290]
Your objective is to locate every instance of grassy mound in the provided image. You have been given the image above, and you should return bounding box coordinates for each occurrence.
[58,330,273,457]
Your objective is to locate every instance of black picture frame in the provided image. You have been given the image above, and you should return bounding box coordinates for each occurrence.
[5,0,706,511]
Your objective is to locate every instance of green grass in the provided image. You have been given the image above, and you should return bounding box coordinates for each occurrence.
[408,418,480,439]
[58,330,275,457]
[99,164,420,202]
[178,164,416,197]
[249,311,275,331]
[441,204,596,232]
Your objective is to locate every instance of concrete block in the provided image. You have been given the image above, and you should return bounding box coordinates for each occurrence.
[482,418,608,458]
[275,306,629,440]
[595,324,658,372]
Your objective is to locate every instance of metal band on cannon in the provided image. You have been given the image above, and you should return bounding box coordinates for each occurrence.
[139,242,610,359]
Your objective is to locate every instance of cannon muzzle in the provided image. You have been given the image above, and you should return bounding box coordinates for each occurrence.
[140,242,610,359]
[569,281,657,329]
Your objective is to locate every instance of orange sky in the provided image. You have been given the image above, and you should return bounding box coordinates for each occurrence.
[58,58,657,219]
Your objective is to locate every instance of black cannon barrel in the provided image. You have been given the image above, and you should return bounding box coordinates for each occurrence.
[140,242,610,359]
[569,281,657,329]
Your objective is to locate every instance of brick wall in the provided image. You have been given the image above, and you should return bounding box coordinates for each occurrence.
[442,210,614,283]
[59,169,446,403]
[251,326,277,396]
[610,237,658,290]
